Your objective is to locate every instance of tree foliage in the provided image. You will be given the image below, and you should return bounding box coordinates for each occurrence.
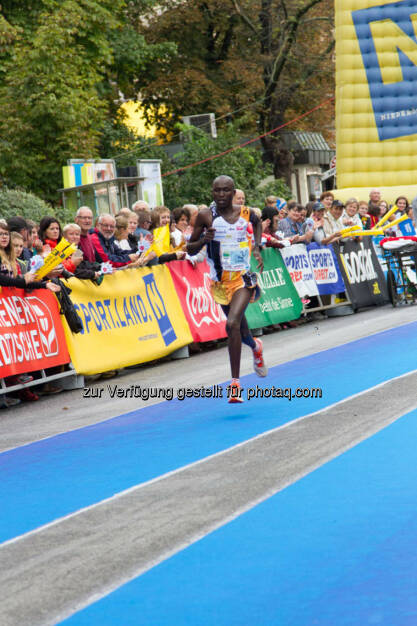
[0,187,53,222]
[0,0,176,202]
[0,0,334,205]
[138,0,335,184]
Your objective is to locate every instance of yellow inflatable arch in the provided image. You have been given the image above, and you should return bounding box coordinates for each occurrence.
[335,0,417,203]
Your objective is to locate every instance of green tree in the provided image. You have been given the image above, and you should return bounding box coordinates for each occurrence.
[0,1,122,201]
[0,0,176,203]
[138,0,334,185]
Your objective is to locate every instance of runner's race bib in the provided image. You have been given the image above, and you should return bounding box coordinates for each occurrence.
[220,240,250,271]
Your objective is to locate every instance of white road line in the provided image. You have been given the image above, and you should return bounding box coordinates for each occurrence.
[2,367,416,552]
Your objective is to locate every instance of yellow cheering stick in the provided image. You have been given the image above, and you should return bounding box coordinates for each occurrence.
[374,205,398,229]
[339,225,362,236]
[380,213,408,232]
[359,229,384,236]
[35,238,78,279]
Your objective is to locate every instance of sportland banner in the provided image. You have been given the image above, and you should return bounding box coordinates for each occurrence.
[335,238,389,308]
[307,243,345,295]
[280,244,319,298]
[167,260,226,343]
[246,248,302,328]
[62,266,192,375]
[0,287,70,377]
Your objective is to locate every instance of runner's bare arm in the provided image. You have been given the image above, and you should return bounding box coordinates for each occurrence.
[187,210,215,256]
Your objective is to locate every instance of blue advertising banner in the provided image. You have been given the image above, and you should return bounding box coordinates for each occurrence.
[307,243,345,295]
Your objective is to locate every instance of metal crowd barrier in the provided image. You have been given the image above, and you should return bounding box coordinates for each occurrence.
[0,364,84,396]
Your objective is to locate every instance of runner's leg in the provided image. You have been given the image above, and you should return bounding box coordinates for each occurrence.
[222,287,252,379]
[221,306,256,350]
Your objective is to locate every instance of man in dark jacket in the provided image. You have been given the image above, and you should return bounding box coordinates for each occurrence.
[91,214,138,268]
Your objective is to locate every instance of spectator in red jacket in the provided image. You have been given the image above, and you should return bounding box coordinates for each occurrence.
[74,206,100,263]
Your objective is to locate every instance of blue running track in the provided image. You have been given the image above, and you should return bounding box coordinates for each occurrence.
[64,407,417,626]
[1,322,417,624]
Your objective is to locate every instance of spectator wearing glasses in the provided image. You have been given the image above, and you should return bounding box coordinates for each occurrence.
[75,206,100,263]
[91,214,139,268]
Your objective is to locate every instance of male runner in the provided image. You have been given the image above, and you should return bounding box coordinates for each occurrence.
[187,175,267,403]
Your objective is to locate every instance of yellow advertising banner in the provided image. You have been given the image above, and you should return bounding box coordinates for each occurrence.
[335,0,417,198]
[62,265,193,375]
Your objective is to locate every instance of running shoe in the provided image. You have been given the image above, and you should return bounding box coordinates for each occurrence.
[253,338,268,377]
[228,381,244,403]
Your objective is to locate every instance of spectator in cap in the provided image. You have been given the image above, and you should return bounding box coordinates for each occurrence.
[311,202,342,245]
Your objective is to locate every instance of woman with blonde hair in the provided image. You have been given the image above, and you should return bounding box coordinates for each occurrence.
[114,215,138,253]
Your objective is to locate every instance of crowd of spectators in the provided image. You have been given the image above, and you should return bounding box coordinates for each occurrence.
[1,187,415,408]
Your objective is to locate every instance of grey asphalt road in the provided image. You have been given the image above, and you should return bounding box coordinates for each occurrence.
[1,305,416,625]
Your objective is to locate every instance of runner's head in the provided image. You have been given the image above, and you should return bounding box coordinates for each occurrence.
[212,175,235,210]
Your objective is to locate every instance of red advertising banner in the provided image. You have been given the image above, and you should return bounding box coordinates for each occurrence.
[0,287,70,377]
[167,260,226,342]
